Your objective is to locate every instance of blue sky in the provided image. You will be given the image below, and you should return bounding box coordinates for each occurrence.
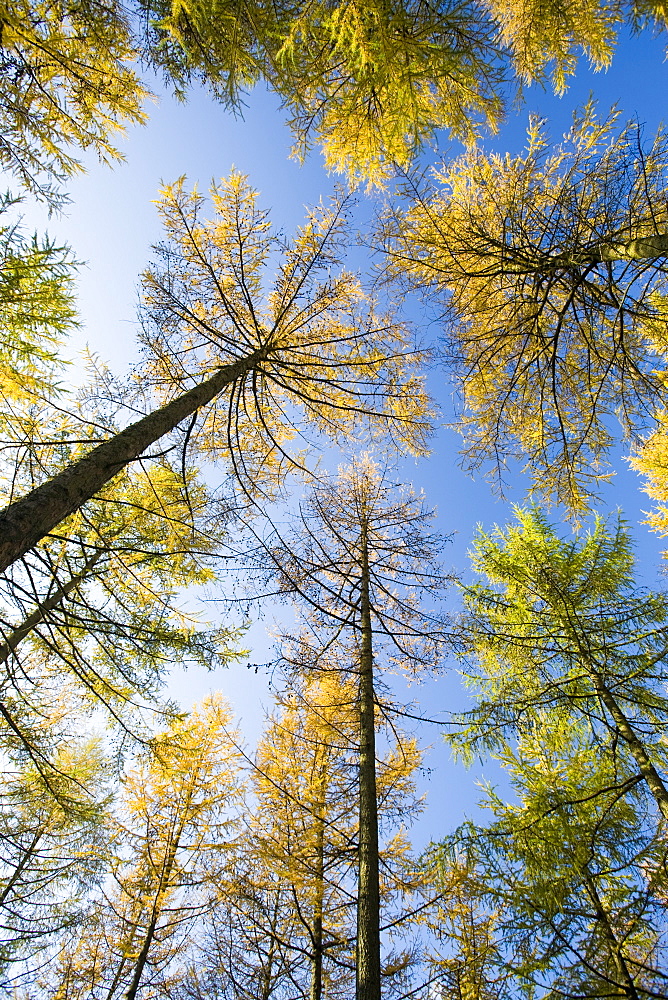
[13,27,668,837]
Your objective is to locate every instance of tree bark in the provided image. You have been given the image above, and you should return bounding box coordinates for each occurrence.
[310,763,326,1000]
[583,869,641,1000]
[356,521,381,1000]
[123,807,190,1000]
[500,233,668,275]
[0,351,262,575]
[589,666,668,823]
[550,233,668,268]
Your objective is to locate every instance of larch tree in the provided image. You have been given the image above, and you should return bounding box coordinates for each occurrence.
[188,672,360,1000]
[4,0,666,201]
[242,673,361,1000]
[486,0,667,95]
[381,106,668,509]
[434,721,668,997]
[429,507,668,995]
[37,694,242,1000]
[0,733,110,989]
[0,172,430,576]
[186,669,425,1000]
[452,507,668,824]
[262,457,450,1000]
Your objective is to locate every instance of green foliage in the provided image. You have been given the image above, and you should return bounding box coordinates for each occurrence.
[435,506,668,993]
[0,194,76,443]
[138,0,272,106]
[434,723,668,997]
[453,508,668,796]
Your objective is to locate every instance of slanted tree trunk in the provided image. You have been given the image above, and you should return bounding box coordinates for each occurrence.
[356,520,381,1000]
[536,234,668,274]
[504,234,668,275]
[575,233,668,265]
[0,351,263,574]
[588,664,668,822]
[0,548,105,666]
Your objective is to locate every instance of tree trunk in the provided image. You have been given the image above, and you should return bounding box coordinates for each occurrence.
[549,233,668,268]
[0,548,105,666]
[0,824,44,905]
[261,922,278,1000]
[123,808,189,1000]
[588,666,668,823]
[310,763,326,1000]
[124,908,160,1000]
[356,521,381,1000]
[583,869,641,1000]
[504,233,668,274]
[0,351,262,574]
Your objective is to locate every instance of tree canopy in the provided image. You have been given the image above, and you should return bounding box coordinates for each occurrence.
[3,1,668,997]
[381,107,668,508]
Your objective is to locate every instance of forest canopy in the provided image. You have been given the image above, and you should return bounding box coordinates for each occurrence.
[1,1,668,998]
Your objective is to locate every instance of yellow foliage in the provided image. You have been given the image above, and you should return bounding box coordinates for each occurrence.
[0,0,149,201]
[141,172,433,491]
[383,106,668,509]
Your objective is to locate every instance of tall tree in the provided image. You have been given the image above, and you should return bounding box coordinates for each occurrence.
[249,673,361,1000]
[0,173,430,575]
[431,507,668,995]
[186,668,426,1000]
[188,672,360,1000]
[434,722,668,998]
[264,457,449,1000]
[452,507,668,824]
[38,694,242,999]
[381,107,668,508]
